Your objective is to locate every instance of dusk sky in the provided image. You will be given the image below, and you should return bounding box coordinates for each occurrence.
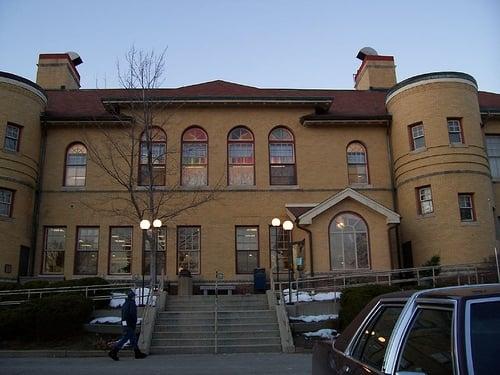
[1,0,499,92]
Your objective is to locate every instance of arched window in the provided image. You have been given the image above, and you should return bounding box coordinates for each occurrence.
[228,127,254,186]
[181,127,208,186]
[329,213,369,270]
[269,127,296,185]
[139,127,166,186]
[65,143,87,186]
[347,142,369,185]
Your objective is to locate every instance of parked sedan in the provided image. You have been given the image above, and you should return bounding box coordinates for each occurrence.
[313,284,500,375]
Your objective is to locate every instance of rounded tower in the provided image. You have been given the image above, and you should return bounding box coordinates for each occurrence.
[0,71,47,278]
[386,72,495,266]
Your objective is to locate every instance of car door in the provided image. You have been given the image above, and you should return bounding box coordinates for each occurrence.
[329,302,405,375]
[393,303,455,375]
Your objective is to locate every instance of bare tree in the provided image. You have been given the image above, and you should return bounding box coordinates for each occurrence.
[83,47,220,288]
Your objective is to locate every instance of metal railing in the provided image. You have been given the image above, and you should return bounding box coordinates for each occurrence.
[273,262,497,303]
[0,283,136,306]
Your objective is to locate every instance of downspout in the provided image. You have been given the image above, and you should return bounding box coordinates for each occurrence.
[29,119,47,277]
[295,219,314,276]
[386,118,402,268]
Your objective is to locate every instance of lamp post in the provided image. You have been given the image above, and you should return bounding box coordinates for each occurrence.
[271,218,281,284]
[140,218,162,292]
[282,220,294,304]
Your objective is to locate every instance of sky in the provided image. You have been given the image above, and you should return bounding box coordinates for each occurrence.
[0,0,499,92]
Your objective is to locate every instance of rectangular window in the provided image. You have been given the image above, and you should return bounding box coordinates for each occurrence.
[139,143,166,186]
[409,123,425,150]
[4,123,22,152]
[42,227,66,274]
[0,188,14,217]
[74,227,99,275]
[447,118,464,144]
[109,227,132,274]
[485,136,500,179]
[459,193,475,221]
[416,186,434,215]
[236,226,259,274]
[182,143,208,186]
[143,227,166,275]
[177,226,200,274]
[269,226,292,274]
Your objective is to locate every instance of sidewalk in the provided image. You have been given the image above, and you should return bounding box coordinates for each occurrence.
[0,352,312,375]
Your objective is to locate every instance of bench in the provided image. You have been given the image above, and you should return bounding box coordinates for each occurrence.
[199,284,236,295]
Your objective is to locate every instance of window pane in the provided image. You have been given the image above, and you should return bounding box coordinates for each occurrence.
[348,164,368,184]
[109,251,131,274]
[353,306,404,370]
[182,143,207,164]
[237,251,259,273]
[229,127,253,141]
[182,166,207,186]
[356,233,369,268]
[414,136,425,149]
[144,251,166,275]
[43,251,65,273]
[397,309,453,374]
[469,301,500,374]
[110,228,132,251]
[74,252,98,275]
[65,166,86,186]
[270,165,296,185]
[46,228,66,251]
[4,138,18,151]
[269,128,293,141]
[77,228,99,251]
[0,189,12,217]
[229,165,254,185]
[229,143,254,164]
[269,143,294,164]
[449,132,462,144]
[6,125,19,139]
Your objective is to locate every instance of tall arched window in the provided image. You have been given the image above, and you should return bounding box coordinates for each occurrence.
[65,143,87,186]
[347,142,369,185]
[329,213,369,270]
[228,127,254,186]
[181,127,208,186]
[269,127,296,185]
[139,127,166,186]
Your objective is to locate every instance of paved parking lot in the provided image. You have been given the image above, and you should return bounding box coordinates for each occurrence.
[0,353,312,375]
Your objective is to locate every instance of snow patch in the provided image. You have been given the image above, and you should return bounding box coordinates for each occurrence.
[89,316,143,325]
[303,328,338,339]
[289,314,338,322]
[283,289,341,303]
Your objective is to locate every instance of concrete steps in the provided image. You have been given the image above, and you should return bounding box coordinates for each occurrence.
[150,294,282,354]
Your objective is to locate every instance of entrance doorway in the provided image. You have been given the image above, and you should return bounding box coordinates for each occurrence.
[18,246,31,277]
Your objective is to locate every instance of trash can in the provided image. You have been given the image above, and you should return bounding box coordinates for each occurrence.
[178,268,193,295]
[253,268,266,294]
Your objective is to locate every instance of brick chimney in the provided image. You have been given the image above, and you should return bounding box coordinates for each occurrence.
[36,52,83,90]
[354,47,396,90]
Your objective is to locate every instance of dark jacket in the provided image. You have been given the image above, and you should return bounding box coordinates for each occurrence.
[122,292,137,328]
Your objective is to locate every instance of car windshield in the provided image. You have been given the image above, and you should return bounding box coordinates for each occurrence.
[468,300,500,375]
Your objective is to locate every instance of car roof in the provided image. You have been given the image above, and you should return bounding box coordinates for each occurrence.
[417,284,500,300]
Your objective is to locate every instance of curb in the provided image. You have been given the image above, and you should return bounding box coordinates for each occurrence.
[0,350,135,358]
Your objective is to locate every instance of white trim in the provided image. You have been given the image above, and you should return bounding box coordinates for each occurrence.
[0,76,47,104]
[285,203,318,207]
[298,187,400,225]
[386,77,477,104]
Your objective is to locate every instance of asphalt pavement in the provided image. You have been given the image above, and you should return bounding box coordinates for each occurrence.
[0,352,312,375]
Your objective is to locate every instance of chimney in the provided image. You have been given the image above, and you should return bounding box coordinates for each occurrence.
[36,52,83,90]
[354,47,396,90]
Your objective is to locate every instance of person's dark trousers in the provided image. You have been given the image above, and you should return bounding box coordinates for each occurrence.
[108,326,147,360]
[114,326,138,351]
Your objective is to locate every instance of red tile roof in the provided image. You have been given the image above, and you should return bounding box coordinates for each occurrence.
[43,80,500,120]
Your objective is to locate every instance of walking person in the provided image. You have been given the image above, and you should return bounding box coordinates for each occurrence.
[108,290,147,360]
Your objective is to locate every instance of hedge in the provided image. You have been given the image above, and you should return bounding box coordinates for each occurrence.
[0,294,93,340]
[339,284,400,330]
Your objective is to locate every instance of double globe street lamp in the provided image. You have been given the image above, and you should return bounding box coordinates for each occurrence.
[272,218,294,304]
[140,218,162,291]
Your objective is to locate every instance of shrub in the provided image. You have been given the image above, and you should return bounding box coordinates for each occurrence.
[339,284,400,330]
[0,294,93,341]
[21,280,51,289]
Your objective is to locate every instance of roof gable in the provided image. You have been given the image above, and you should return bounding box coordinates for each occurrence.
[290,188,400,225]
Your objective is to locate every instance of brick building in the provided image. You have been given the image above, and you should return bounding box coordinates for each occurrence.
[1,48,499,287]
